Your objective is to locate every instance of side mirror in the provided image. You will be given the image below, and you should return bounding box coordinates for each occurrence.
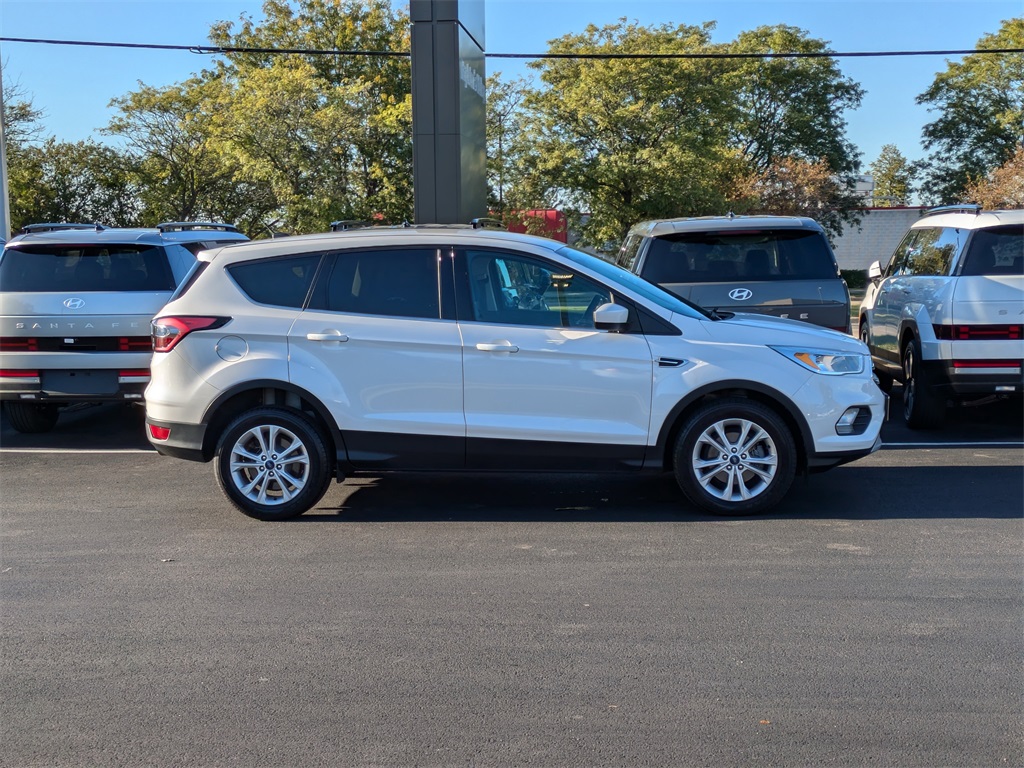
[867,261,882,281]
[594,303,629,332]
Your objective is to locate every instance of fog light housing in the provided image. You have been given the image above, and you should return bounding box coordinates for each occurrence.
[836,407,870,436]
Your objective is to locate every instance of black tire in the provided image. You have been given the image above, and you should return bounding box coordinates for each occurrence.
[673,398,797,516]
[214,407,332,521]
[901,338,945,429]
[860,318,893,394]
[4,402,60,434]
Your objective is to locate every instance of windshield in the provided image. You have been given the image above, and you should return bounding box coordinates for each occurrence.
[555,245,711,319]
[0,244,175,292]
[960,225,1023,276]
[640,229,838,283]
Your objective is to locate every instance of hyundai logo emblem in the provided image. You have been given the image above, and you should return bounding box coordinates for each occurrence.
[63,297,86,310]
[728,288,753,301]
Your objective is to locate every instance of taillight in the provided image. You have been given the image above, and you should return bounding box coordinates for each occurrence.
[934,324,1023,340]
[152,316,229,353]
[0,337,39,351]
[952,360,1022,370]
[118,336,154,351]
[0,370,40,378]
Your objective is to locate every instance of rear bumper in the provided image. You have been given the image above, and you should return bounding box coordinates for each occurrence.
[145,416,209,462]
[0,369,149,403]
[927,359,1023,397]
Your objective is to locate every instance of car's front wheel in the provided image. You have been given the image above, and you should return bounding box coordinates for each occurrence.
[902,339,945,429]
[214,407,332,521]
[673,398,797,516]
[4,402,60,434]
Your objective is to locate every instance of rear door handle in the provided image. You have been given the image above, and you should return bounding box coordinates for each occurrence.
[476,341,519,353]
[306,331,349,342]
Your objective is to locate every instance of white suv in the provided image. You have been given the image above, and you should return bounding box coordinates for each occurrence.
[0,222,248,432]
[859,206,1023,428]
[144,227,885,520]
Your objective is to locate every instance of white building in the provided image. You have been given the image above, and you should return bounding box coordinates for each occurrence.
[830,206,927,271]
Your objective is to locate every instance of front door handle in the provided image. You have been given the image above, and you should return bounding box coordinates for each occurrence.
[476,341,519,353]
[306,331,349,342]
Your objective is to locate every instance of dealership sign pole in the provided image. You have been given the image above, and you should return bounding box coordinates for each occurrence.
[410,0,487,225]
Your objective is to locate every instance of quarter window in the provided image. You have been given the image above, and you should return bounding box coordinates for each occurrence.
[466,250,611,328]
[229,254,321,308]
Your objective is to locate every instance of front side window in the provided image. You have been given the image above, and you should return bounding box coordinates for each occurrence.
[616,234,644,270]
[322,248,440,319]
[229,254,321,309]
[904,227,959,276]
[0,244,174,292]
[960,224,1023,276]
[466,250,610,328]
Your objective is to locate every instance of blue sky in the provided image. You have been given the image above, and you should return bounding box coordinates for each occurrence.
[1,0,1020,171]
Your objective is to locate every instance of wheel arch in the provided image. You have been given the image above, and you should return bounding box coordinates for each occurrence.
[198,379,345,463]
[653,381,812,473]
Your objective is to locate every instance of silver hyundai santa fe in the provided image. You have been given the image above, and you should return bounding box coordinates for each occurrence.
[143,226,885,521]
[0,222,248,433]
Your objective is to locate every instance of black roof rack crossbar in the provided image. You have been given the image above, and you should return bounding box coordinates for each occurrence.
[921,204,982,219]
[20,222,105,233]
[156,221,240,233]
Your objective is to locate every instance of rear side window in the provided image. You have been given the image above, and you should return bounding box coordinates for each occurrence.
[318,248,440,319]
[960,224,1023,276]
[0,244,175,292]
[639,229,838,283]
[228,254,322,308]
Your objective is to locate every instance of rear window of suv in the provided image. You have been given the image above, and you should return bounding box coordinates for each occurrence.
[959,224,1024,276]
[0,244,175,292]
[640,229,838,283]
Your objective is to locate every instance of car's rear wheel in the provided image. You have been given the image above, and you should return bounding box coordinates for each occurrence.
[673,398,797,516]
[902,338,945,429]
[4,402,60,434]
[860,318,893,393]
[214,407,332,521]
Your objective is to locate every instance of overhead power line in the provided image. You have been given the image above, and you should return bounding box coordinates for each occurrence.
[1,36,1022,59]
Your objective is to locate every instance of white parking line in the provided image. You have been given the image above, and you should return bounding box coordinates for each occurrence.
[0,448,157,454]
[882,441,1023,448]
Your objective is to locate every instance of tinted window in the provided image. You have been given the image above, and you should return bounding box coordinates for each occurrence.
[884,230,917,278]
[639,229,838,283]
[960,225,1023,276]
[467,250,610,328]
[229,254,321,308]
[323,248,440,319]
[0,244,174,292]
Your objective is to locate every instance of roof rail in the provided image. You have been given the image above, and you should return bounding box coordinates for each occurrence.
[470,217,504,230]
[920,204,982,219]
[20,222,104,234]
[156,221,240,233]
[329,220,371,232]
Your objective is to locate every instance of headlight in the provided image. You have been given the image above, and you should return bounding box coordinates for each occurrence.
[769,346,866,375]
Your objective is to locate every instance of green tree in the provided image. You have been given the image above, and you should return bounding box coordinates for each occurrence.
[486,73,530,216]
[918,18,1024,204]
[207,0,413,231]
[11,139,142,229]
[726,25,864,176]
[868,144,917,206]
[105,76,279,235]
[519,19,741,250]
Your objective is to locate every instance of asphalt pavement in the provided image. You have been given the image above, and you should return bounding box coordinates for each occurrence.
[1,396,1022,767]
